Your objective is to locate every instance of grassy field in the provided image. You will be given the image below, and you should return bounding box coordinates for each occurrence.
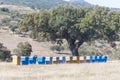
[0,61,120,80]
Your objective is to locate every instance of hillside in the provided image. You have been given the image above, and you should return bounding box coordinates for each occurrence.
[0,30,71,56]
[0,5,34,14]
[0,4,35,31]
[0,0,90,9]
[111,8,120,11]
[68,0,90,6]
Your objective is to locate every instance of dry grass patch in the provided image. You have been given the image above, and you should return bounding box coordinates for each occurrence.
[0,61,120,80]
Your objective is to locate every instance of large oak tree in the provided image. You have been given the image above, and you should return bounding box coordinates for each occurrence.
[19,6,120,56]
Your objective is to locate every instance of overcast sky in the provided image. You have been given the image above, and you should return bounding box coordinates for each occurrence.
[64,0,120,8]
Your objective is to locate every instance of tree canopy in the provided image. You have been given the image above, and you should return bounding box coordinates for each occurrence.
[19,6,120,56]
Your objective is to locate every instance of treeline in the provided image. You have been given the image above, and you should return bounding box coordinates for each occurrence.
[19,6,120,56]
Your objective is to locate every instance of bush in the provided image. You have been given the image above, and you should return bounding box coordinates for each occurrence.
[0,8,9,12]
[78,43,102,56]
[9,25,18,33]
[13,42,32,56]
[78,50,102,56]
[0,43,11,61]
[108,48,120,60]
[50,45,64,52]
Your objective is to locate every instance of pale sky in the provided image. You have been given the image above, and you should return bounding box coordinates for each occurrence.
[64,0,120,8]
[85,0,120,8]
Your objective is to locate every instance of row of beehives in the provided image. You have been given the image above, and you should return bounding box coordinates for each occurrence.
[12,56,107,65]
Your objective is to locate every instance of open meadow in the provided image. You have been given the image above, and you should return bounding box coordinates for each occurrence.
[0,61,120,80]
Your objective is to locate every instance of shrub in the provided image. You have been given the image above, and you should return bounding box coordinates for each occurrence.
[108,48,120,60]
[50,45,64,52]
[13,42,32,56]
[0,8,9,12]
[78,43,102,56]
[0,43,11,61]
[78,50,102,56]
[9,25,18,33]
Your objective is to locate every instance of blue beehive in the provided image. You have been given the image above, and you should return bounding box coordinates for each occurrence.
[85,56,91,63]
[91,56,97,62]
[58,56,66,64]
[21,56,28,65]
[101,56,107,62]
[28,56,37,64]
[38,56,45,64]
[45,57,52,64]
[96,56,101,62]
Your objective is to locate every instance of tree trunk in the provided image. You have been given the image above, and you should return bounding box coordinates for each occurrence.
[68,39,84,56]
[72,47,79,56]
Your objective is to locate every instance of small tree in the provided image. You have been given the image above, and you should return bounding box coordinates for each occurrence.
[14,42,32,56]
[0,43,11,61]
